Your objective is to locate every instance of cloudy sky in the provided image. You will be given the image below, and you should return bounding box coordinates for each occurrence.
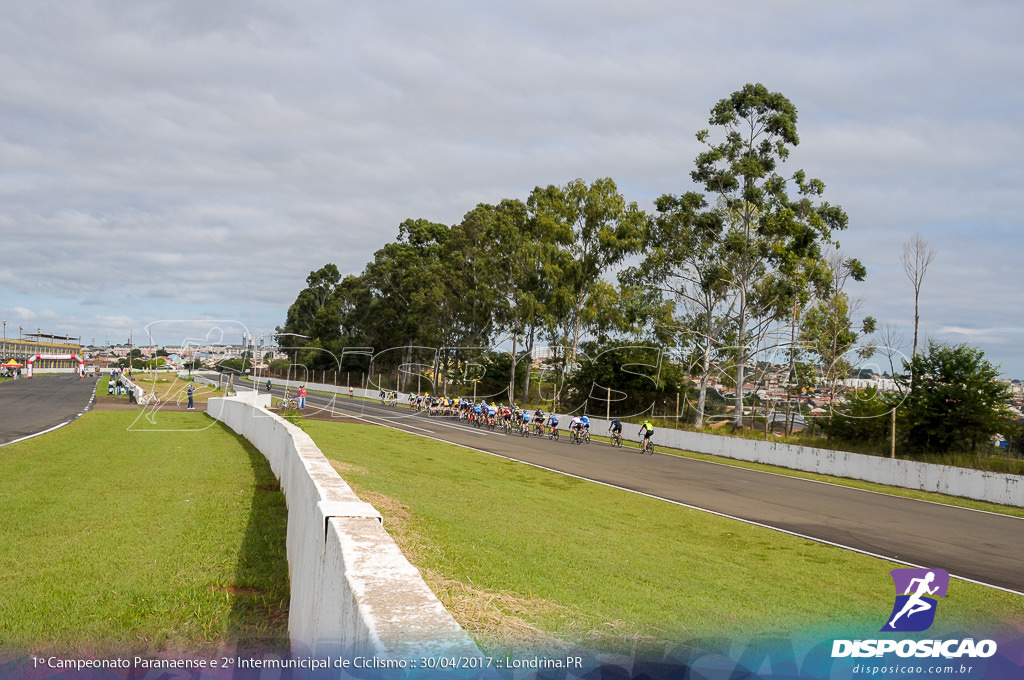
[2,1,1022,377]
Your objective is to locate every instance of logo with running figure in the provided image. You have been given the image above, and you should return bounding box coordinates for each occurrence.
[881,568,950,632]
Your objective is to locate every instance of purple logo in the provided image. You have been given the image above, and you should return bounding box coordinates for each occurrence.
[881,568,949,632]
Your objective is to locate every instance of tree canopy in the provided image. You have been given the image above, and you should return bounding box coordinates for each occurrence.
[272,84,1017,462]
[691,83,848,427]
[898,341,1016,455]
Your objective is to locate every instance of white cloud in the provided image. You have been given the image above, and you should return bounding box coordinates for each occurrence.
[1,0,1022,374]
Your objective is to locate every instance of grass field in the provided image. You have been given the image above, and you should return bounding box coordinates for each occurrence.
[303,420,1024,657]
[2,398,1020,661]
[98,374,222,407]
[0,410,289,657]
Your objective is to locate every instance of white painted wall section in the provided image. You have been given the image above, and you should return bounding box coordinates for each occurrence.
[207,395,483,661]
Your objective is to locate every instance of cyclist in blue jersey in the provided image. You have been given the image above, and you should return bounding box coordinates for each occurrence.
[546,413,560,437]
[608,418,623,446]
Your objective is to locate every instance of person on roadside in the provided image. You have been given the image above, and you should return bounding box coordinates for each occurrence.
[187,383,195,410]
[298,385,306,410]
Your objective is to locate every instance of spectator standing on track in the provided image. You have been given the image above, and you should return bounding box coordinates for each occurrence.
[186,383,195,410]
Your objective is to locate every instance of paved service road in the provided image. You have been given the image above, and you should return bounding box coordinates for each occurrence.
[0,374,99,446]
[287,391,1024,594]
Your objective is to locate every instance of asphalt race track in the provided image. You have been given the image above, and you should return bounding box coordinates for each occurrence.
[285,389,1024,595]
[0,374,99,446]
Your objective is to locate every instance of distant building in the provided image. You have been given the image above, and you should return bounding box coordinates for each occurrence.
[840,376,900,392]
[1,333,82,371]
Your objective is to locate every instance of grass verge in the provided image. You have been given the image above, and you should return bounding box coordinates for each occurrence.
[98,375,222,407]
[0,410,289,657]
[304,421,1023,658]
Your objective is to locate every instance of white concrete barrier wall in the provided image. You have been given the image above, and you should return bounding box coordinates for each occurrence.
[585,416,1022,508]
[256,378,1022,507]
[207,395,484,660]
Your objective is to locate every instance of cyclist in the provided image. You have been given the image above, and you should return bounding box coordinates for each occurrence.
[519,409,532,433]
[580,415,591,441]
[638,419,655,453]
[608,418,623,446]
[546,413,560,437]
[533,408,546,435]
[569,415,583,442]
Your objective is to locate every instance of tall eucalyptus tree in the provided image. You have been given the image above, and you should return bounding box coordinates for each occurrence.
[692,83,848,427]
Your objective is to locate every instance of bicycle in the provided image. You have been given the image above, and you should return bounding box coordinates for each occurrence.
[639,436,655,455]
[277,396,298,410]
[609,429,623,447]
[548,425,560,441]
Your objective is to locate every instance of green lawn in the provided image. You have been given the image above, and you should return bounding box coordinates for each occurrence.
[0,410,289,657]
[303,420,1024,657]
[2,404,1019,662]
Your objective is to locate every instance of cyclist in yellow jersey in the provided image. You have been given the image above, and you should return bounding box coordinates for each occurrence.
[639,419,655,452]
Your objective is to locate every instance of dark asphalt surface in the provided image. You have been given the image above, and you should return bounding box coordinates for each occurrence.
[0,374,99,445]
[287,390,1024,594]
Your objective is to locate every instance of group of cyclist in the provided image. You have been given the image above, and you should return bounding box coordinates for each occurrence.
[396,392,656,451]
[610,416,655,453]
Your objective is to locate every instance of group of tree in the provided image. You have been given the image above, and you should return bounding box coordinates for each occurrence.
[278,177,647,409]
[277,82,1018,459]
[825,342,1018,457]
